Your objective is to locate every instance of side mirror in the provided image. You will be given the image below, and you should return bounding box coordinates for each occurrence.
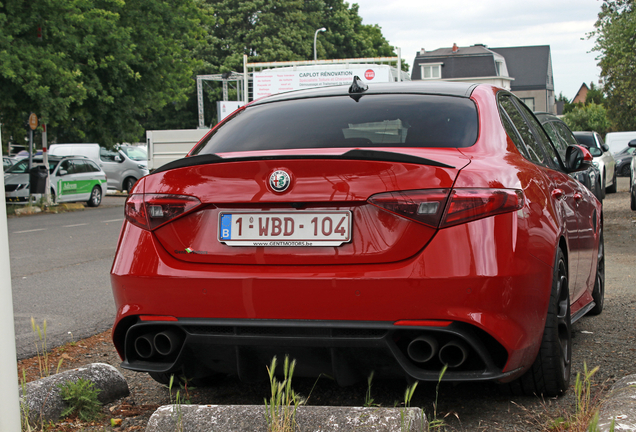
[601,143,610,152]
[629,139,636,148]
[59,169,68,176]
[114,155,123,163]
[565,145,593,173]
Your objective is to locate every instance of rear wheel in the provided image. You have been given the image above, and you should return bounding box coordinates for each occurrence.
[87,186,102,207]
[123,177,136,194]
[606,169,617,193]
[507,248,571,396]
[589,228,605,315]
[621,164,631,177]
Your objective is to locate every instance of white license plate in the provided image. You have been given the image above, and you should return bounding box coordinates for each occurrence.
[218,211,352,246]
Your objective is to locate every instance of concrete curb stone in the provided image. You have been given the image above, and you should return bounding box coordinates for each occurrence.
[145,405,425,432]
[20,363,129,425]
[596,374,636,432]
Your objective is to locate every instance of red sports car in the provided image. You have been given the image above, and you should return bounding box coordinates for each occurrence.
[111,80,603,396]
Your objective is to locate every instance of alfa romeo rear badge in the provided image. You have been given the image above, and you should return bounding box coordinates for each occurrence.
[269,170,291,192]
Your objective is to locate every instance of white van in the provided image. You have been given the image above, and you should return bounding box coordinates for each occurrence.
[49,143,149,192]
[605,131,636,155]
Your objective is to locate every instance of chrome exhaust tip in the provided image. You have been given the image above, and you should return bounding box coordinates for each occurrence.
[407,336,439,363]
[134,334,156,359]
[438,340,468,368]
[153,330,182,356]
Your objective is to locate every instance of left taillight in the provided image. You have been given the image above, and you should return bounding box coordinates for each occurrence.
[125,194,201,230]
[369,188,523,228]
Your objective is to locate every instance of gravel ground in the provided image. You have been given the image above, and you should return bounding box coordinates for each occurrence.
[18,178,636,431]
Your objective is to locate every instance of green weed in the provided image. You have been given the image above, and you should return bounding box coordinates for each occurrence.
[58,378,102,421]
[264,355,304,432]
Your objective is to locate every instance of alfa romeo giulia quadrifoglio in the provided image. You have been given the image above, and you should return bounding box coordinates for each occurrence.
[110,81,604,396]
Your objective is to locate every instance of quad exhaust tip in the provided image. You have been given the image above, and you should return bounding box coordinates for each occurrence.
[438,340,468,368]
[406,336,469,368]
[133,329,184,360]
[407,336,439,363]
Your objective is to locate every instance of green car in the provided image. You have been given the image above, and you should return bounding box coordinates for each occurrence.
[4,155,107,207]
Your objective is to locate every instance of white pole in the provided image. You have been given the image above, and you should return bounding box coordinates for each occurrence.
[313,27,326,61]
[0,144,22,431]
[397,47,402,82]
[243,54,248,104]
[43,124,51,205]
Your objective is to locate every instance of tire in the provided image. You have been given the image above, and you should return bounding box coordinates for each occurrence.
[87,186,102,207]
[507,248,571,396]
[621,164,631,177]
[631,180,636,211]
[606,169,617,194]
[123,177,137,194]
[50,188,57,205]
[589,227,604,315]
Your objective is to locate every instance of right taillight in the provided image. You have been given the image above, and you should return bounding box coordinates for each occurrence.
[125,193,202,230]
[369,188,523,228]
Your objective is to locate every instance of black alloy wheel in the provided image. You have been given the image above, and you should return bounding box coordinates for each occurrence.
[590,227,605,315]
[507,248,571,396]
[123,177,136,194]
[621,164,631,177]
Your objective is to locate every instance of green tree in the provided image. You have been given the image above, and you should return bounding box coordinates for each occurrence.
[563,102,611,136]
[0,0,211,147]
[557,92,575,114]
[592,0,636,131]
[145,0,404,128]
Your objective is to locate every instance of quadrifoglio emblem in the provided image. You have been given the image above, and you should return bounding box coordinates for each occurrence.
[269,170,291,192]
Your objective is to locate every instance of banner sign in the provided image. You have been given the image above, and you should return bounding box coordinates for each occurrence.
[253,66,392,99]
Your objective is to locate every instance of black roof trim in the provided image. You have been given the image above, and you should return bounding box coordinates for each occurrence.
[250,81,479,106]
[153,149,454,174]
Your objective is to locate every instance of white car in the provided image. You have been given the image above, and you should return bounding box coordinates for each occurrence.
[573,131,617,194]
[4,156,107,206]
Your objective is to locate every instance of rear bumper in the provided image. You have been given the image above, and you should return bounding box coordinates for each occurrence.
[121,318,521,384]
[111,213,553,383]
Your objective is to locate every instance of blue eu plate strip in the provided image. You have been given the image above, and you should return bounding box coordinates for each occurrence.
[220,214,232,240]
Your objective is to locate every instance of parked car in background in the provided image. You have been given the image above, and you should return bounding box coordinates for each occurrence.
[614,146,636,177]
[605,131,636,155]
[4,155,106,206]
[629,140,636,211]
[573,131,617,194]
[3,156,15,172]
[111,81,603,397]
[49,143,149,193]
[535,113,603,201]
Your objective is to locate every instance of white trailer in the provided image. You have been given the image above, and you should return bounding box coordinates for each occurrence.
[146,129,209,170]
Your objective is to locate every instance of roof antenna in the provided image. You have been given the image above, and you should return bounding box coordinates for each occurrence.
[348,76,368,94]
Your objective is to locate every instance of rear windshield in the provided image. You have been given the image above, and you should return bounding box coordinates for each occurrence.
[574,134,597,148]
[191,94,479,155]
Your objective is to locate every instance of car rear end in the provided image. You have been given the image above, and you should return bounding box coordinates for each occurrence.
[111,83,547,384]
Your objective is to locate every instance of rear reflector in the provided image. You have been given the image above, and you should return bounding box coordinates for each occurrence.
[139,315,178,322]
[125,194,202,230]
[369,188,523,228]
[394,320,452,327]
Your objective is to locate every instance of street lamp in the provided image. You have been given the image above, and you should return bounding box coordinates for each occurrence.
[314,27,326,61]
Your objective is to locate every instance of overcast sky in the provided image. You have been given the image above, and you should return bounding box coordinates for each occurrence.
[353,0,603,99]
